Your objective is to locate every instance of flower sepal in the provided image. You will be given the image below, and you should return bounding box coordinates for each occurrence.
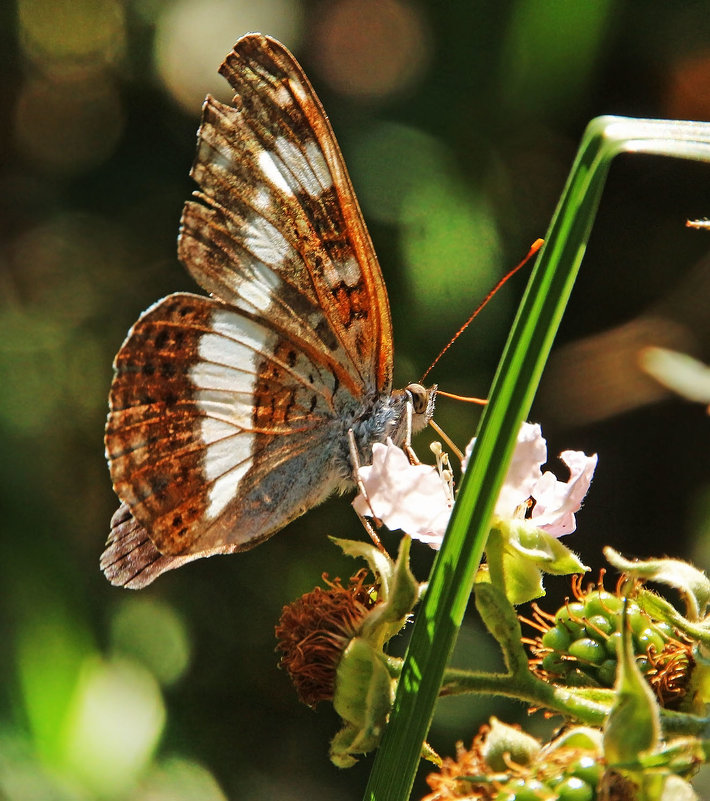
[686,648,710,709]
[487,520,589,605]
[330,637,394,768]
[603,600,661,766]
[602,653,704,801]
[323,536,422,766]
[605,547,710,622]
[332,535,421,646]
[330,537,396,601]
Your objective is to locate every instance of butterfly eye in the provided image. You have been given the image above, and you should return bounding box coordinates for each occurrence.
[405,383,429,415]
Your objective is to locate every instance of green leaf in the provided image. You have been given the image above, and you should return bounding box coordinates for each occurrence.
[605,547,710,620]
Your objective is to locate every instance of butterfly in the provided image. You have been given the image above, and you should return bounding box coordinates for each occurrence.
[101,34,437,589]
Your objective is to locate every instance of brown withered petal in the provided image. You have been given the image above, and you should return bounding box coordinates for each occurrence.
[275,569,377,707]
[422,726,495,801]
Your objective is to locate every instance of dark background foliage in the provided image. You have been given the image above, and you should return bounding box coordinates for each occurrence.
[1,1,709,799]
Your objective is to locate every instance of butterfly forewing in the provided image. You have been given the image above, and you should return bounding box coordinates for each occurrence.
[179,34,393,393]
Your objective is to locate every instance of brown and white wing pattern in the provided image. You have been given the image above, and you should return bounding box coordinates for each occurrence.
[103,35,399,588]
[178,34,394,394]
[105,291,346,567]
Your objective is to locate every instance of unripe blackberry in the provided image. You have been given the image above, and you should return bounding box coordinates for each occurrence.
[523,575,694,709]
[423,722,603,801]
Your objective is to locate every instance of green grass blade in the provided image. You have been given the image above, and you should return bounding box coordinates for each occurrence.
[362,116,710,801]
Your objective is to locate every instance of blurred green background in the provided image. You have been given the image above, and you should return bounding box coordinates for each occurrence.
[1,1,710,799]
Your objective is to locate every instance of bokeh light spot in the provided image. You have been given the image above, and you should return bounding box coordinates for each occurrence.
[499,0,614,119]
[18,0,125,71]
[14,75,124,174]
[154,0,304,114]
[137,757,228,801]
[111,598,191,686]
[400,175,501,320]
[312,0,430,100]
[15,611,94,764]
[665,51,710,122]
[0,336,65,434]
[9,213,126,326]
[348,122,450,224]
[0,214,130,433]
[62,658,165,796]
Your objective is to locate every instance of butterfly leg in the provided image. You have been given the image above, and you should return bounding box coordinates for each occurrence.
[402,396,420,466]
[355,509,386,552]
[348,428,386,552]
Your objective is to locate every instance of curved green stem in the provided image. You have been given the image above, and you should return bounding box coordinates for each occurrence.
[658,711,710,737]
[440,667,610,725]
[439,665,710,738]
[363,117,710,801]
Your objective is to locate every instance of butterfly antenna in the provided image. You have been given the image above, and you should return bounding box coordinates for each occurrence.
[436,389,487,405]
[419,238,543,383]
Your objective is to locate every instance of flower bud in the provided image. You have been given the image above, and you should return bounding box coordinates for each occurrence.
[330,637,394,768]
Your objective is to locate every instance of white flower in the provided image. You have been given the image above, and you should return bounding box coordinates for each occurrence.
[352,439,451,546]
[353,423,597,548]
[463,422,597,538]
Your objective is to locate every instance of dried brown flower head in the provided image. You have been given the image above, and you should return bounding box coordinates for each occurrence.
[275,569,377,707]
[422,727,493,801]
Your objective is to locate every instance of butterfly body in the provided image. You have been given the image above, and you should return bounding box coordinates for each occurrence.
[102,34,436,588]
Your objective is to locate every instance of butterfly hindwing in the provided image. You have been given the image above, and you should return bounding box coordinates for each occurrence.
[100,504,198,589]
[105,292,347,561]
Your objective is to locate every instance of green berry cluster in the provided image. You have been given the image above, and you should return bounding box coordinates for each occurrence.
[532,588,690,704]
[493,753,602,800]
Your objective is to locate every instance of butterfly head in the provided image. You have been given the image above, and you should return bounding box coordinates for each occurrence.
[403,382,437,433]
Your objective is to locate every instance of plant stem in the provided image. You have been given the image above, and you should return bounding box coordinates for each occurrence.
[440,667,610,725]
[362,116,710,801]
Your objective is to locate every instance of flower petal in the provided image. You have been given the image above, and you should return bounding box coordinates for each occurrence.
[353,440,451,545]
[531,450,598,536]
[354,423,596,552]
[463,422,547,517]
[495,423,547,517]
